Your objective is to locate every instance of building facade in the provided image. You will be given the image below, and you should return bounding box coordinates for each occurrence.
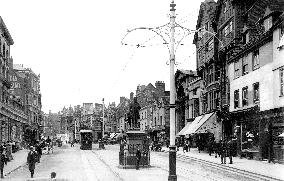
[0,17,43,146]
[227,1,284,161]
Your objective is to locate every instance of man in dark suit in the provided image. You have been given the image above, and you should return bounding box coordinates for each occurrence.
[136,148,142,170]
[27,146,37,178]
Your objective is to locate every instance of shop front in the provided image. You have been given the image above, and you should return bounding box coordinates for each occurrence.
[177,112,221,150]
[232,106,284,163]
[259,107,284,163]
[232,106,260,160]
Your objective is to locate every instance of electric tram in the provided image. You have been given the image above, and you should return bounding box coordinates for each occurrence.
[80,130,93,150]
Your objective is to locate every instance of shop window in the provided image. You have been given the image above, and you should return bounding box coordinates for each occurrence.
[280,68,284,96]
[242,87,248,106]
[253,82,259,103]
[242,55,248,75]
[252,50,259,70]
[234,90,239,108]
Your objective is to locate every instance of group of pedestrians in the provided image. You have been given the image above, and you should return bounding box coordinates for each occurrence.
[220,139,234,164]
[203,138,234,164]
[183,135,235,165]
[26,137,52,178]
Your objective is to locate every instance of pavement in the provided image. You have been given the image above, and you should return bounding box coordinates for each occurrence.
[3,148,29,176]
[3,144,284,180]
[3,146,57,178]
[161,146,284,180]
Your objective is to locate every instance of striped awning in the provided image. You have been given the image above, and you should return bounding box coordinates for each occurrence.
[183,112,216,135]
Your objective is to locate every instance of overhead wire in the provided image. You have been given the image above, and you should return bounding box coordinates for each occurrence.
[108,7,201,101]
[109,33,162,93]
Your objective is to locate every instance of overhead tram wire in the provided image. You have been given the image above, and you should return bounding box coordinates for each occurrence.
[108,31,165,95]
[175,8,200,25]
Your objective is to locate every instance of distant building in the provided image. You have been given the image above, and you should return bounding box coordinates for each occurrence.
[44,111,60,139]
[175,69,199,134]
[13,64,42,142]
[116,97,129,133]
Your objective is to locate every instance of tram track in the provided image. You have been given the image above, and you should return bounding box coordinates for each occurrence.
[91,150,124,181]
[157,151,283,181]
[151,153,229,181]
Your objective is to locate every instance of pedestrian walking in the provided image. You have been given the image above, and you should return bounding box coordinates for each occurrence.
[0,149,7,178]
[213,141,218,158]
[136,148,141,170]
[220,140,227,164]
[27,146,37,178]
[196,137,201,153]
[227,138,234,164]
[208,135,214,156]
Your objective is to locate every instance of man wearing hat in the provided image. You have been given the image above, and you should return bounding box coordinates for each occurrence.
[27,146,37,178]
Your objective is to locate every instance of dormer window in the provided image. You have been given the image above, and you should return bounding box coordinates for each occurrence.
[263,16,272,32]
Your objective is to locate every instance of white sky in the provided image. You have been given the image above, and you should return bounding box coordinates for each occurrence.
[1,0,206,113]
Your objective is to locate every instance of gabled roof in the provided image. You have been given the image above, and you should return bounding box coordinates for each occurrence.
[196,0,217,29]
[146,83,155,91]
[0,17,14,45]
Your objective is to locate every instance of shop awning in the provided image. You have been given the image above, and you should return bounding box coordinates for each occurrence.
[183,112,216,135]
[177,122,192,136]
